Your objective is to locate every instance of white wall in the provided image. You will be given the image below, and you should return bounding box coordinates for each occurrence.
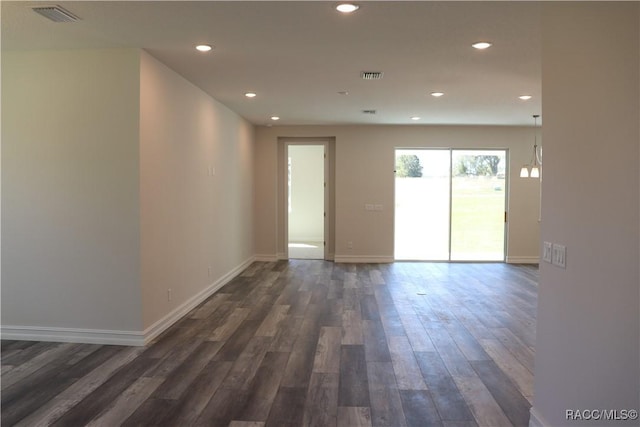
[531,3,639,426]
[139,51,254,331]
[288,145,325,243]
[1,48,255,344]
[255,125,540,263]
[2,49,144,336]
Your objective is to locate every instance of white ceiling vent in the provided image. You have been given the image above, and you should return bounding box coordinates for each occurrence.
[361,71,384,80]
[32,5,80,22]
[362,109,377,115]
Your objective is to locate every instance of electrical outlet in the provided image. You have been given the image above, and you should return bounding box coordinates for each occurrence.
[542,241,553,263]
[347,241,353,249]
[552,244,566,268]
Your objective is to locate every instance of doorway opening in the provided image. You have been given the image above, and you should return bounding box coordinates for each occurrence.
[394,148,507,261]
[287,144,326,259]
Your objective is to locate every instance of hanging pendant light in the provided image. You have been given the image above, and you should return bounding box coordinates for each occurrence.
[521,114,541,178]
[530,164,540,178]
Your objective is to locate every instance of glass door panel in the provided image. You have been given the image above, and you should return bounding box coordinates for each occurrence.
[450,150,506,261]
[394,149,450,260]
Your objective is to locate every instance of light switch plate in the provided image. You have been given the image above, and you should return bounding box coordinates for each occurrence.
[552,244,566,268]
[542,241,553,263]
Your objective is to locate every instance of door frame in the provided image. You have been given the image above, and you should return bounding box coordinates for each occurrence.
[279,138,332,260]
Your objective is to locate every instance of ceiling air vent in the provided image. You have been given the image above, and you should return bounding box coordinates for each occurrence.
[32,5,80,22]
[362,109,377,115]
[361,71,384,80]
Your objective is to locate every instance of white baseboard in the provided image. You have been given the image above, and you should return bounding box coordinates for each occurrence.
[254,254,278,262]
[256,253,335,262]
[1,325,145,346]
[334,255,394,263]
[1,256,256,347]
[277,252,287,260]
[506,256,539,264]
[142,255,255,345]
[529,407,549,427]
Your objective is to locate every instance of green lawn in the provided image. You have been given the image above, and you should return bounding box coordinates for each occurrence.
[451,177,505,260]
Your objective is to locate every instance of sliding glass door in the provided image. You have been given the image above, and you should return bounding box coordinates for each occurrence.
[395,149,507,261]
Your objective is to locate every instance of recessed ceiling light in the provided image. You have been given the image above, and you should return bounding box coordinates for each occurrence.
[411,116,421,121]
[271,116,280,121]
[245,92,257,98]
[431,92,445,97]
[472,42,492,50]
[519,95,532,100]
[338,91,349,95]
[336,3,359,13]
[196,44,213,52]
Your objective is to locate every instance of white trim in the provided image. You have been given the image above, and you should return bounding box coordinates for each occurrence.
[262,252,335,262]
[1,325,145,346]
[334,255,394,263]
[506,256,539,264]
[1,256,256,347]
[254,254,278,262]
[529,407,549,427]
[142,256,255,345]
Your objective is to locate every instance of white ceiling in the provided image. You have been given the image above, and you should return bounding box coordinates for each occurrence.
[2,1,542,126]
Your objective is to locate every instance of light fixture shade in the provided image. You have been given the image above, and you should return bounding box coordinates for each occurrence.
[530,166,540,178]
[520,166,529,178]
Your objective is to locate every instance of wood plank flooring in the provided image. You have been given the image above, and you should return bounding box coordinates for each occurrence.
[1,261,538,426]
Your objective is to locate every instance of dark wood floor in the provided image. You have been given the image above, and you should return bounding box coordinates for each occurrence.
[1,261,538,427]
